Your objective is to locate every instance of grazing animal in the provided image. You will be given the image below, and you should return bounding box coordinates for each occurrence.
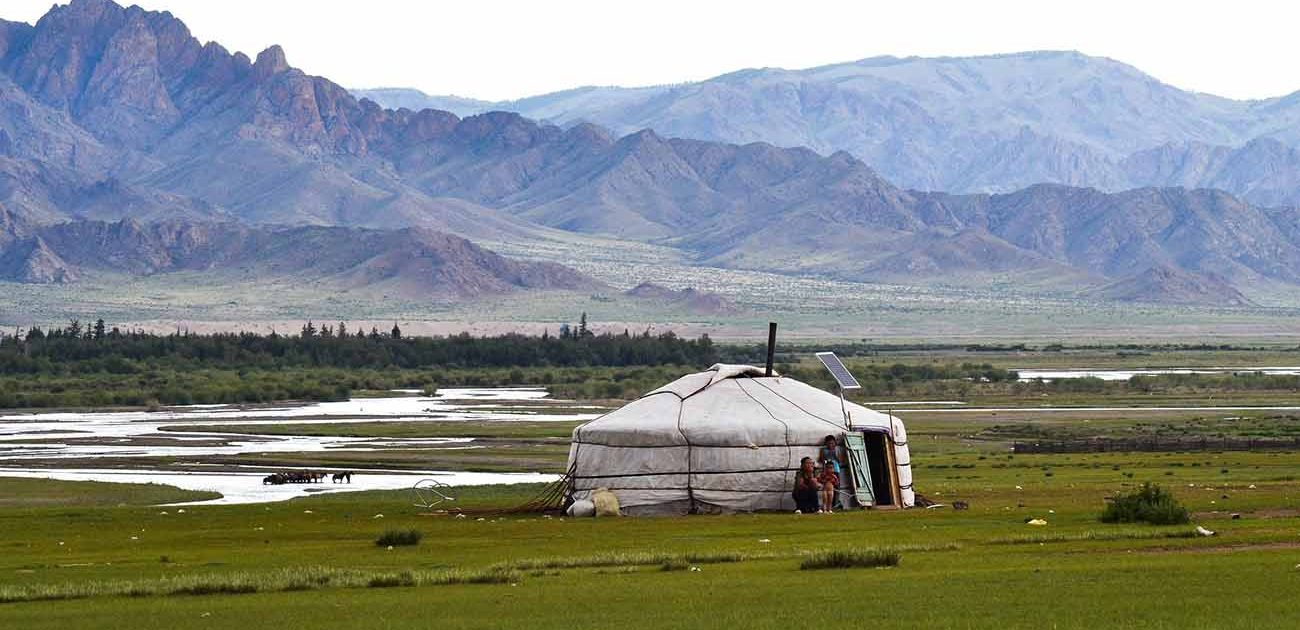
[260,471,326,485]
[332,472,352,484]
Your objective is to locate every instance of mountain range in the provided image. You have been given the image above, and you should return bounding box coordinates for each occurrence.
[0,211,595,298]
[1,0,1299,309]
[356,52,1300,206]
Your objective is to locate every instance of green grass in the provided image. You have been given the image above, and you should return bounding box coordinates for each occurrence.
[0,565,522,603]
[4,376,1300,628]
[161,421,586,440]
[989,528,1202,545]
[0,478,220,508]
[0,470,1295,628]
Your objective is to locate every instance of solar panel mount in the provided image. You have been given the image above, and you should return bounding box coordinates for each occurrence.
[815,352,861,390]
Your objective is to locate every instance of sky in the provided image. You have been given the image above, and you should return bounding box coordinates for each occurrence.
[3,0,1298,102]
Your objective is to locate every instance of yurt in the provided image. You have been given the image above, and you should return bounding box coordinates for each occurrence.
[565,364,914,515]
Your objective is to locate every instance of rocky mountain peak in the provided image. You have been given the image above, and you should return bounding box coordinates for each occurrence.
[253,45,290,79]
[0,18,33,61]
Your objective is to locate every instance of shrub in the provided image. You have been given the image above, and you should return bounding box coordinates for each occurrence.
[1100,483,1190,525]
[374,529,423,547]
[800,548,900,570]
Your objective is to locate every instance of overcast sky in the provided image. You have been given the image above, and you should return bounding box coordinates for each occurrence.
[4,0,1297,102]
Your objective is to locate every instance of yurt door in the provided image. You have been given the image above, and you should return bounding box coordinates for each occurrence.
[842,432,876,507]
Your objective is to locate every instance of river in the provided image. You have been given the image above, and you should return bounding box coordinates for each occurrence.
[0,388,602,504]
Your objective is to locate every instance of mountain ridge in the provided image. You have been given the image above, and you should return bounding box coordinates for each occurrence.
[0,217,600,298]
[355,51,1300,204]
[2,1,1299,308]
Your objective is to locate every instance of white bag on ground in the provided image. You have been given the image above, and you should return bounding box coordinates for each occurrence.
[566,499,595,517]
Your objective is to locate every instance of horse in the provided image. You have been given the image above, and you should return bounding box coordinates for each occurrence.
[332,471,352,484]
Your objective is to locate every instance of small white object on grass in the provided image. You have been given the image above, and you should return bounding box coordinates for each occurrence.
[758,539,771,543]
[689,567,701,572]
[130,536,139,540]
[177,509,186,513]
[1026,519,1047,526]
[158,511,169,515]
[1249,484,1257,489]
[476,517,486,522]
[386,546,393,551]
[1015,486,1023,491]
[372,514,384,519]
[1196,526,1216,537]
[303,510,313,514]
[455,513,466,519]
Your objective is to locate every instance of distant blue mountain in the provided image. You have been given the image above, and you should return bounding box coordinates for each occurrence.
[356,52,1300,204]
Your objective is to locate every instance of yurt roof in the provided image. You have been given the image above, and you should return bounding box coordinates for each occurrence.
[576,364,900,447]
[645,364,897,428]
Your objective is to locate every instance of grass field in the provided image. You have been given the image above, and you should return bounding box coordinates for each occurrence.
[2,424,1299,628]
[3,349,1300,628]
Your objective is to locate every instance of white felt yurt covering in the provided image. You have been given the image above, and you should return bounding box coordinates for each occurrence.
[565,364,914,515]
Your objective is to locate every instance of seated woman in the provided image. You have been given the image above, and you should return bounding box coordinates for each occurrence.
[791,456,821,514]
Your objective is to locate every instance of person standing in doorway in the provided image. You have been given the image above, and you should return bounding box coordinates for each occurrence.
[819,435,845,511]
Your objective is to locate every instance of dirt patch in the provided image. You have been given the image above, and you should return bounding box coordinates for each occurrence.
[1138,541,1300,555]
[1194,508,1300,520]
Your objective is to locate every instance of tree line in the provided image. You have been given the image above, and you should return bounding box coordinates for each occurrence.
[0,318,719,376]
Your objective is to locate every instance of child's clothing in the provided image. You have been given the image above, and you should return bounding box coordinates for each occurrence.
[819,446,842,476]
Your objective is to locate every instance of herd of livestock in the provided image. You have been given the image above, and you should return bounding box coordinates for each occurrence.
[262,471,353,485]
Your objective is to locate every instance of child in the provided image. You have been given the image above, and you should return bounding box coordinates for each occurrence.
[817,458,839,513]
[818,434,845,512]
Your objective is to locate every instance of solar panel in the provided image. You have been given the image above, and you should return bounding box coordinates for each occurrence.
[815,352,861,390]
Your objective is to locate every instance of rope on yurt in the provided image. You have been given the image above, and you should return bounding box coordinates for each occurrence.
[735,378,797,510]
[747,378,850,432]
[674,394,695,512]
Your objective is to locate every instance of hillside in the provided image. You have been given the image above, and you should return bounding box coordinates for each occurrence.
[623,283,738,315]
[1089,265,1253,306]
[361,52,1300,204]
[0,219,598,298]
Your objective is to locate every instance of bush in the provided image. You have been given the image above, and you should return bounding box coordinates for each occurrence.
[1100,483,1190,525]
[374,529,423,547]
[800,548,900,570]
